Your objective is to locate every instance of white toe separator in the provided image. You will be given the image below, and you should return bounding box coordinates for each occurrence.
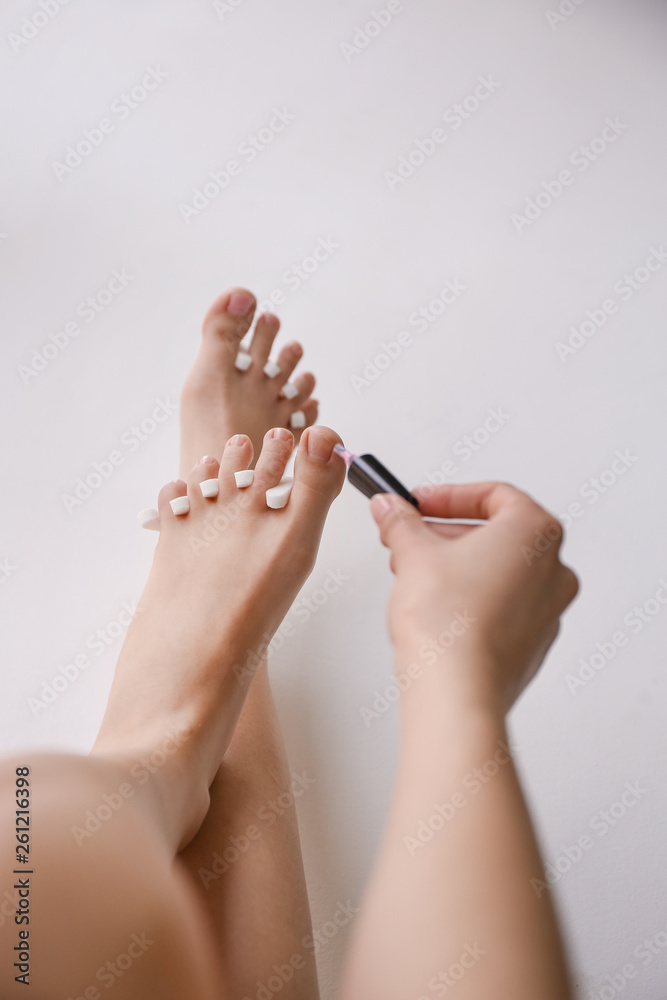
[138,508,160,531]
[235,469,255,488]
[170,496,190,516]
[266,476,294,510]
[290,410,306,429]
[234,349,252,372]
[200,478,220,498]
[263,360,281,378]
[281,382,299,399]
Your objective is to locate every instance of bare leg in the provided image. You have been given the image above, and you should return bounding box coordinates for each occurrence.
[0,421,344,997]
[0,754,224,999]
[176,289,321,995]
[180,661,319,1000]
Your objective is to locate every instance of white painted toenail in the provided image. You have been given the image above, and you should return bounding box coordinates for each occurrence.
[200,478,220,498]
[235,470,255,488]
[138,508,160,531]
[170,496,190,515]
[290,410,306,429]
[234,349,252,372]
[263,360,281,378]
[281,382,299,399]
[266,477,294,509]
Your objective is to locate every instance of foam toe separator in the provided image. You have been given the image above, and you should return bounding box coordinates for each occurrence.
[138,508,160,531]
[266,477,294,509]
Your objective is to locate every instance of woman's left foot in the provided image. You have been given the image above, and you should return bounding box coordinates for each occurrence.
[179,288,319,476]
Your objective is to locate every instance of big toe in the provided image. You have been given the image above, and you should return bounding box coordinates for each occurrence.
[292,426,346,516]
[201,287,257,356]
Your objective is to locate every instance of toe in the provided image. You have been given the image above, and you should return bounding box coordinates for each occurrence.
[248,313,281,366]
[219,434,254,495]
[275,341,303,386]
[292,426,346,512]
[288,372,316,404]
[251,427,295,504]
[201,288,257,356]
[300,398,319,428]
[158,480,190,522]
[188,456,221,503]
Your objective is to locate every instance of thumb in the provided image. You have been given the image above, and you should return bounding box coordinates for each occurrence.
[370,492,427,557]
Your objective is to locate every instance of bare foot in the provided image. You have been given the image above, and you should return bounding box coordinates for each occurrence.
[179,288,319,477]
[93,425,345,848]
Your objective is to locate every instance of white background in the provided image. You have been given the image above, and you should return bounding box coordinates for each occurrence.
[2,1,667,997]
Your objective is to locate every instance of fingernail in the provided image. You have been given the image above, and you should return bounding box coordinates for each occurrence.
[200,455,216,464]
[229,435,246,447]
[270,427,293,441]
[305,430,335,462]
[228,292,254,316]
[371,493,392,515]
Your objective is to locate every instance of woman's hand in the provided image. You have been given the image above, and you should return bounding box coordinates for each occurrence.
[371,481,580,714]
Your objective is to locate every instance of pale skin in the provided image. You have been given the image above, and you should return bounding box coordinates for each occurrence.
[0,288,579,999]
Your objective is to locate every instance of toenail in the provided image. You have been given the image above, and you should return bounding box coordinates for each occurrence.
[170,496,190,515]
[288,341,303,357]
[290,410,306,429]
[234,348,253,371]
[200,456,216,464]
[200,478,220,498]
[281,382,299,400]
[263,360,281,378]
[266,477,294,509]
[263,312,280,326]
[235,470,255,488]
[138,508,160,531]
[306,430,335,462]
[230,434,247,447]
[228,292,254,316]
[270,427,293,441]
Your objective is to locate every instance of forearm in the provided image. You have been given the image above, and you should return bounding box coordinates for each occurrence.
[342,650,574,1000]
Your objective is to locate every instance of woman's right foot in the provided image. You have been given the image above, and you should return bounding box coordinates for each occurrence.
[93,425,345,847]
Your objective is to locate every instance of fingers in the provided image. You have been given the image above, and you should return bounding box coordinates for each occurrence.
[412,481,531,522]
[370,493,429,559]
